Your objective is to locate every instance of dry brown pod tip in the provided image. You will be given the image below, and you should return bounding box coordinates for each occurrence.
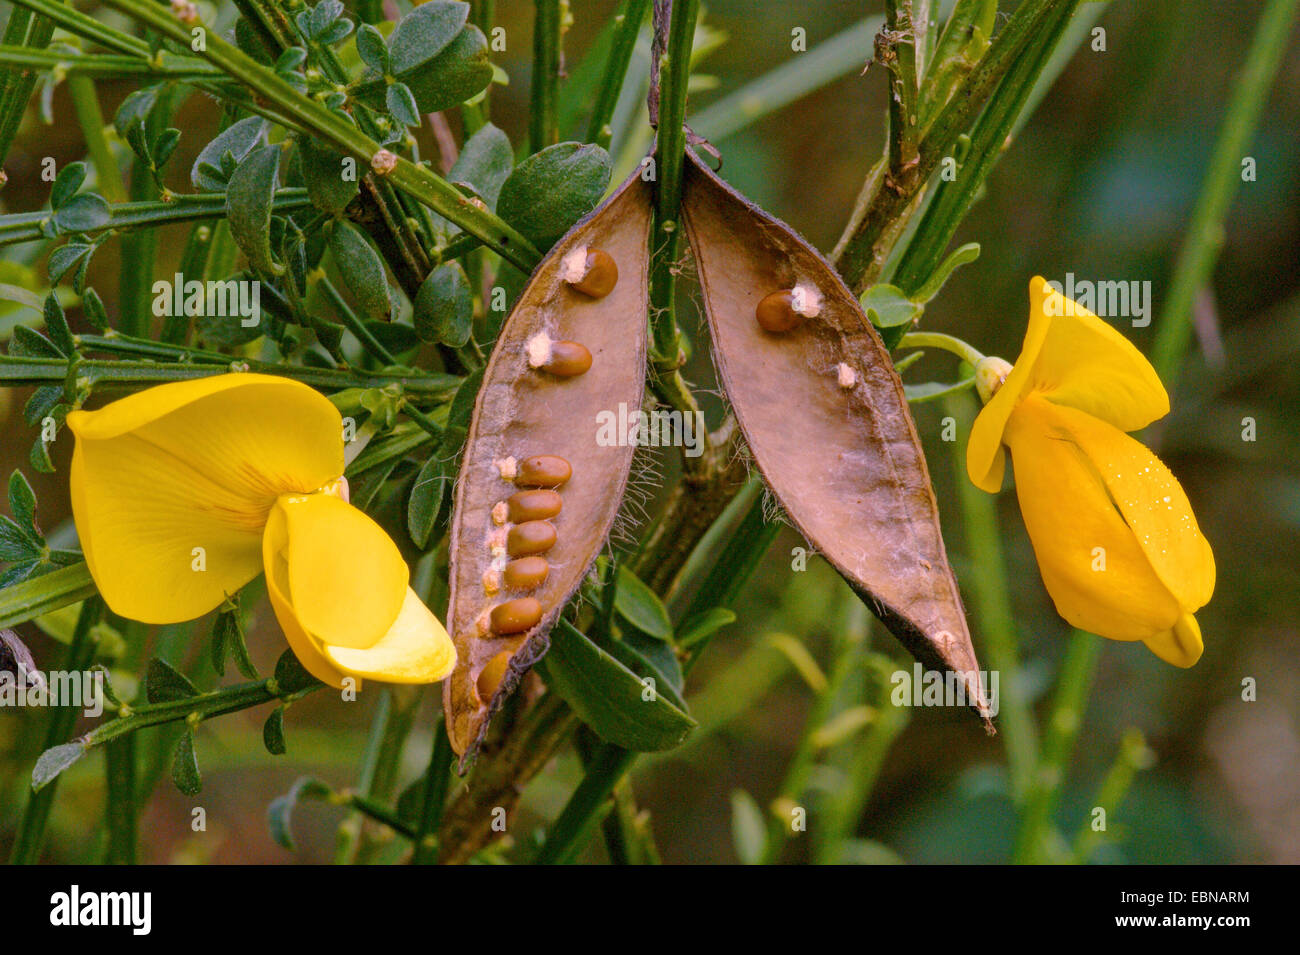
[680,149,992,724]
[442,170,654,764]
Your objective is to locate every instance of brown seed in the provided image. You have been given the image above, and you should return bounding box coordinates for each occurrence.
[490,597,543,635]
[476,650,512,703]
[503,556,549,590]
[755,289,804,333]
[515,454,571,488]
[568,248,619,298]
[506,489,562,523]
[507,520,556,557]
[543,340,593,377]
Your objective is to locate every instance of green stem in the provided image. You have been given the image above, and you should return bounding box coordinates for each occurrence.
[66,77,127,202]
[1070,728,1152,862]
[946,392,1038,801]
[103,735,137,864]
[0,46,221,79]
[586,0,651,149]
[410,719,453,865]
[0,562,97,630]
[530,0,562,154]
[899,330,985,368]
[9,598,103,865]
[1150,0,1300,388]
[0,3,55,169]
[0,190,313,246]
[334,688,393,864]
[534,743,636,864]
[647,0,698,365]
[1013,630,1100,863]
[836,0,1077,291]
[0,354,461,398]
[319,276,398,366]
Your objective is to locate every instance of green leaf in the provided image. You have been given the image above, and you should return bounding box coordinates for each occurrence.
[497,142,612,249]
[677,607,737,649]
[42,294,74,356]
[52,193,111,234]
[82,288,109,331]
[860,283,923,330]
[146,657,199,703]
[317,18,355,47]
[407,452,451,549]
[171,730,202,795]
[385,1,469,77]
[8,470,39,533]
[226,144,283,275]
[329,220,391,320]
[615,629,685,701]
[356,23,389,72]
[192,117,267,192]
[386,82,421,127]
[908,242,981,305]
[32,741,87,792]
[729,789,767,864]
[274,650,322,694]
[49,161,87,210]
[8,325,63,359]
[540,620,694,752]
[211,608,258,679]
[413,262,472,346]
[267,776,333,851]
[152,127,182,170]
[355,22,492,115]
[22,386,61,428]
[263,706,287,756]
[447,122,512,211]
[0,518,41,562]
[613,566,673,641]
[48,243,96,288]
[298,137,359,215]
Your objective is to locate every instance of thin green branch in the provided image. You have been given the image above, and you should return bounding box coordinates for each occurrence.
[0,45,222,79]
[1151,0,1300,388]
[9,598,103,865]
[585,0,652,149]
[530,0,562,153]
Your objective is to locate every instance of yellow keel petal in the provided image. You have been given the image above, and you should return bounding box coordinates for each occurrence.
[279,494,408,650]
[1143,613,1204,668]
[324,588,456,683]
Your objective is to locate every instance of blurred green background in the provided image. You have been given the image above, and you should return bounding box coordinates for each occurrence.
[2,0,1298,863]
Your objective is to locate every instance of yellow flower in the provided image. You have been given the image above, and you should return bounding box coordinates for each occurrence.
[66,374,455,688]
[966,277,1215,667]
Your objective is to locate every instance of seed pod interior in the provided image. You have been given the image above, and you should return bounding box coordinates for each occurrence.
[443,172,653,763]
[681,150,991,721]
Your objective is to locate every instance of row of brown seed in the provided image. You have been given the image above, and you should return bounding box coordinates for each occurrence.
[472,249,619,704]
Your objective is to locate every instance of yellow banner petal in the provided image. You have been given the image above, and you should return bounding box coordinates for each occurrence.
[1004,396,1182,641]
[1023,276,1169,431]
[324,588,456,683]
[279,494,408,650]
[67,374,345,623]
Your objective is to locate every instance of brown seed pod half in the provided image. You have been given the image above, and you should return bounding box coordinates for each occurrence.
[680,150,992,723]
[443,171,653,763]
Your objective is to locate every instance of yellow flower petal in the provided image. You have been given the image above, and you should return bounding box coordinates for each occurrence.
[323,588,456,683]
[1003,396,1183,641]
[1022,276,1169,431]
[275,493,408,650]
[67,374,343,623]
[1144,613,1204,668]
[262,503,350,688]
[1042,398,1216,613]
[967,277,1169,492]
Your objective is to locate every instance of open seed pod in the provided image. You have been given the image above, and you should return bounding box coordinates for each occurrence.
[443,171,653,764]
[680,149,992,724]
